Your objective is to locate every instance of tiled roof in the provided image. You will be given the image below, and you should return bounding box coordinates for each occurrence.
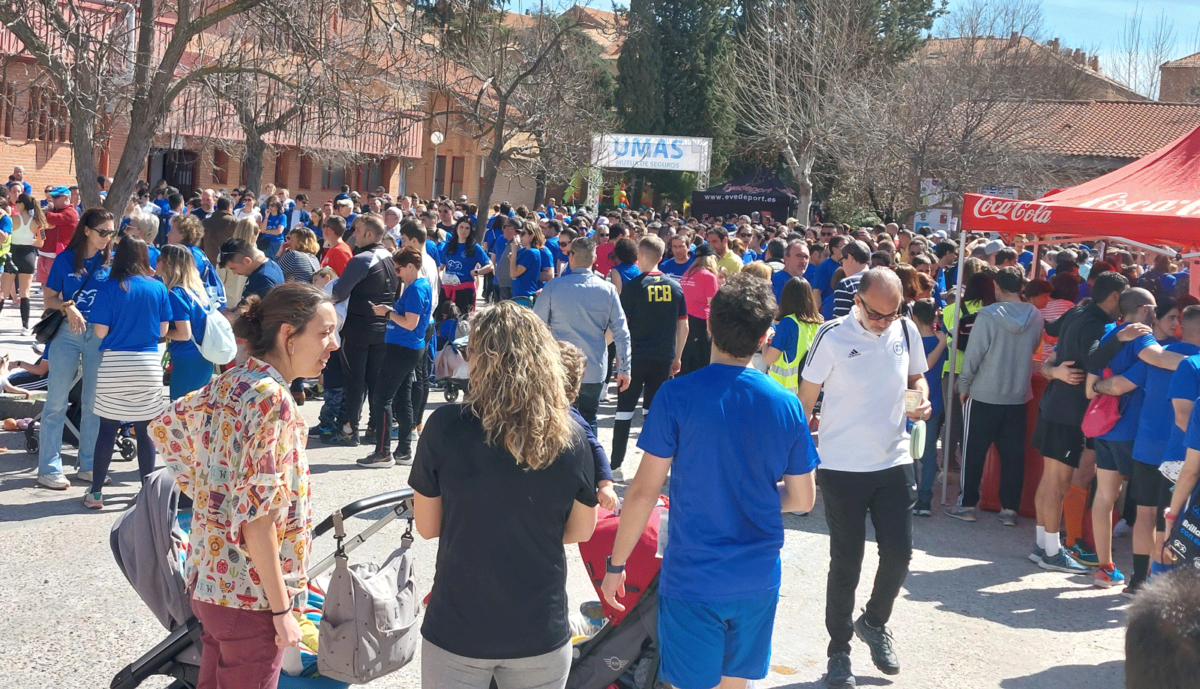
[1021,100,1200,158]
[1163,51,1200,68]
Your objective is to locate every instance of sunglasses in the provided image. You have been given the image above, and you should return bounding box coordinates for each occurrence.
[93,228,116,238]
[738,233,752,238]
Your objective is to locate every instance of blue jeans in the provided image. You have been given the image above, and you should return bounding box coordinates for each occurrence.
[918,411,945,504]
[39,324,101,476]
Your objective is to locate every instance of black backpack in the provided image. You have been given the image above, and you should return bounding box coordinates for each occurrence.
[956,308,979,351]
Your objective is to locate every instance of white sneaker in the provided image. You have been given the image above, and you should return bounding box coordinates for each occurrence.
[1113,519,1132,538]
[611,467,624,480]
[75,471,111,486]
[37,473,70,490]
[20,327,31,337]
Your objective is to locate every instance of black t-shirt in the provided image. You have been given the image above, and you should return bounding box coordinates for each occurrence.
[409,405,596,659]
[1040,301,1113,425]
[620,271,687,362]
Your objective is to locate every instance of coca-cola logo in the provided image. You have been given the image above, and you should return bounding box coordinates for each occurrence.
[973,197,1052,224]
[1077,192,1200,217]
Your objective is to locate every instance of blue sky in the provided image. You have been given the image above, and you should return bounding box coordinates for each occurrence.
[943,0,1200,62]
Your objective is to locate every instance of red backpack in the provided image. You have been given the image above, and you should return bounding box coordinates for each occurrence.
[1081,368,1121,438]
[578,497,668,625]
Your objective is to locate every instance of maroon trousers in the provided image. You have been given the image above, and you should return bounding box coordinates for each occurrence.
[191,598,286,689]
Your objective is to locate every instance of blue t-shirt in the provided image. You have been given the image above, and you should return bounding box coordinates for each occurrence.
[1018,251,1034,270]
[425,239,440,260]
[770,315,800,361]
[242,259,285,304]
[813,257,839,294]
[263,214,287,254]
[147,245,160,271]
[484,228,508,260]
[1094,325,1157,442]
[802,262,818,285]
[441,244,490,283]
[512,247,542,298]
[436,318,458,347]
[1184,401,1200,453]
[0,214,11,235]
[771,270,799,305]
[545,237,565,274]
[1164,353,1200,463]
[636,364,818,601]
[385,278,433,350]
[922,334,947,417]
[742,250,758,265]
[539,246,555,287]
[167,286,209,359]
[613,262,641,285]
[1128,342,1200,465]
[659,256,694,278]
[90,276,172,352]
[46,249,110,318]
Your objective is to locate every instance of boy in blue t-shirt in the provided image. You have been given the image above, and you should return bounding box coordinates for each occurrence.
[601,274,818,689]
[912,299,948,513]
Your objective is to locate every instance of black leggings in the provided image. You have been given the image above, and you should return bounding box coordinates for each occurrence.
[611,359,673,469]
[679,315,711,375]
[90,418,156,494]
[370,343,422,456]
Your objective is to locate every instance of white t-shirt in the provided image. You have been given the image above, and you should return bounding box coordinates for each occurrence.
[801,308,927,472]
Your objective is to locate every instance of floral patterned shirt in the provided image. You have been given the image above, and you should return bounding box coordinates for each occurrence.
[152,357,311,611]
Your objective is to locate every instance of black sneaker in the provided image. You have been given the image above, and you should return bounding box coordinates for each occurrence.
[854,615,900,675]
[913,500,932,517]
[325,431,359,447]
[824,651,855,688]
[393,449,414,466]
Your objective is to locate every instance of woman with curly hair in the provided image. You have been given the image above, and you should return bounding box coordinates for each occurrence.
[410,301,598,689]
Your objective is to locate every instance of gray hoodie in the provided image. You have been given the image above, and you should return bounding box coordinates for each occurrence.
[957,301,1044,405]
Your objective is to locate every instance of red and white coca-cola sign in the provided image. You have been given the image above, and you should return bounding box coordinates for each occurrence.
[972,197,1052,224]
[1076,192,1200,217]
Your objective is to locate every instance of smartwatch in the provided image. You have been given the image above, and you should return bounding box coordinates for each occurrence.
[606,556,625,574]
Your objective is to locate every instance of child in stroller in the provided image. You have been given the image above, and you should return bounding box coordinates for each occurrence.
[433,300,470,402]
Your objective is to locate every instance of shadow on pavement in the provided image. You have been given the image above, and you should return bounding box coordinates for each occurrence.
[775,675,893,688]
[999,660,1123,688]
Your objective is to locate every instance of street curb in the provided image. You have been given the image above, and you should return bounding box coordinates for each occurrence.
[0,395,43,420]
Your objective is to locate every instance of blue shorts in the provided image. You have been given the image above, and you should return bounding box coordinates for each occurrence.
[658,592,778,689]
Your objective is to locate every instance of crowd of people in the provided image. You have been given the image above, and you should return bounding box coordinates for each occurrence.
[6,161,1200,689]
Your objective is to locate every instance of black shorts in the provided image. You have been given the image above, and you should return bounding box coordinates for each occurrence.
[1094,439,1134,476]
[1130,460,1164,509]
[1032,418,1086,469]
[1158,476,1174,533]
[5,245,37,275]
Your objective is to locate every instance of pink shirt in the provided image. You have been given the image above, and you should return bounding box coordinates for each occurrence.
[680,268,720,320]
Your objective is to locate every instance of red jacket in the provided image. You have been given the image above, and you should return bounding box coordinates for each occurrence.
[43,205,79,255]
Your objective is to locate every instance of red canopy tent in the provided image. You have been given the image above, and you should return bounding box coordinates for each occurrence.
[963,123,1200,246]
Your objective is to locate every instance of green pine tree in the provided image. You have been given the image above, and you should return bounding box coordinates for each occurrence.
[615,0,664,136]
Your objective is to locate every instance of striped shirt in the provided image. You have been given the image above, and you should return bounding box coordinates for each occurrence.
[831,268,867,319]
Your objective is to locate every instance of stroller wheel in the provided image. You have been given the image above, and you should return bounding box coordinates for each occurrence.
[117,437,137,461]
[444,386,459,403]
[24,435,38,454]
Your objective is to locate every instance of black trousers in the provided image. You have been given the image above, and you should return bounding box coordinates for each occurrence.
[679,315,710,376]
[820,464,915,657]
[342,337,387,434]
[372,343,422,456]
[961,399,1027,511]
[611,358,673,469]
[407,330,433,426]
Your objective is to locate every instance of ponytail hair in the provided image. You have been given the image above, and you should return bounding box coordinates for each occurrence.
[233,282,330,358]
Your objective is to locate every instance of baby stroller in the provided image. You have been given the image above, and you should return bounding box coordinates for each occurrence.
[23,371,136,461]
[109,469,415,689]
[433,334,470,403]
[568,500,668,689]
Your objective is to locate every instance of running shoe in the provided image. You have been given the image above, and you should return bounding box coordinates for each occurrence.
[1113,519,1132,538]
[37,473,70,490]
[393,449,414,466]
[325,431,359,447]
[913,500,932,517]
[82,491,103,509]
[309,424,335,440]
[74,471,110,486]
[1066,543,1100,568]
[1094,565,1126,589]
[1029,545,1046,564]
[944,505,976,522]
[356,452,395,469]
[853,614,900,675]
[997,509,1018,527]
[1122,582,1142,599]
[824,652,855,689]
[20,326,31,337]
[1039,550,1090,573]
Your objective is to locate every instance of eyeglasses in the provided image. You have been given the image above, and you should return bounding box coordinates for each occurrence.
[858,299,903,322]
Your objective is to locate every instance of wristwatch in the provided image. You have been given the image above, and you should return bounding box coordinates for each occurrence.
[606,556,625,574]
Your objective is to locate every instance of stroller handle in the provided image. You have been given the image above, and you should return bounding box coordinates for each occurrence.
[313,488,415,538]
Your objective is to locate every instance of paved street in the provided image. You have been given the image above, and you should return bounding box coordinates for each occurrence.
[0,293,1127,688]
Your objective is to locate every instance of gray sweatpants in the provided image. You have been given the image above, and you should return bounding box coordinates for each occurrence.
[421,639,572,689]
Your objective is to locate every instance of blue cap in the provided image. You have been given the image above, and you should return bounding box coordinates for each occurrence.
[49,186,70,197]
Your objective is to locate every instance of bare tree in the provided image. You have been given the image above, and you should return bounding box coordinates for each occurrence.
[1107,3,1177,99]
[0,0,418,212]
[425,9,615,213]
[723,0,879,221]
[831,0,1103,220]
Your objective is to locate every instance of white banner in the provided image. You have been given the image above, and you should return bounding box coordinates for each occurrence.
[591,134,712,173]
